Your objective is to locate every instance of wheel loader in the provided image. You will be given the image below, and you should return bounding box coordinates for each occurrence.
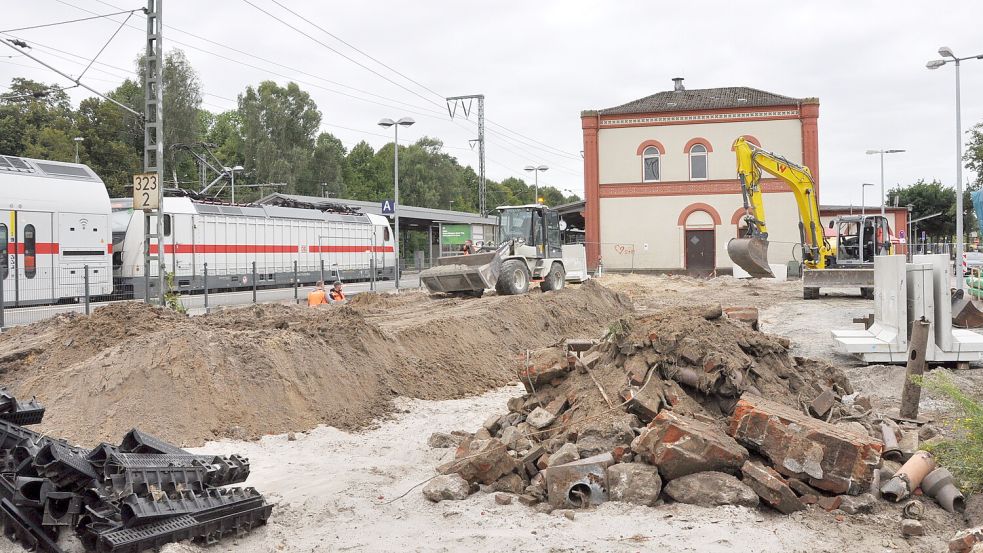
[420,205,567,297]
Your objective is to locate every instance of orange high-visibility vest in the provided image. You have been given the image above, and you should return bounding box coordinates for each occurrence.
[308,289,328,306]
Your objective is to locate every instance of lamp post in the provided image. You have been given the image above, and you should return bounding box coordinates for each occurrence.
[524,165,549,204]
[861,183,874,217]
[223,165,244,204]
[378,116,415,291]
[864,149,905,216]
[927,47,983,290]
[73,136,84,163]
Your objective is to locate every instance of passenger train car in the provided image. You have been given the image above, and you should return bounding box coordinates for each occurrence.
[0,155,114,306]
[116,193,396,298]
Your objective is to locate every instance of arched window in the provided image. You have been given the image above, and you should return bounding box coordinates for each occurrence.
[642,146,660,182]
[689,144,708,180]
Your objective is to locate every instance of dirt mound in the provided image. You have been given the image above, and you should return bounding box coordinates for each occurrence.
[0,282,631,447]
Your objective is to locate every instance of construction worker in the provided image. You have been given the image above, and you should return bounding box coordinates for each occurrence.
[328,281,346,304]
[307,281,328,306]
[460,239,475,255]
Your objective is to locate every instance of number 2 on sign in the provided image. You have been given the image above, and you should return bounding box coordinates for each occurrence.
[132,173,159,211]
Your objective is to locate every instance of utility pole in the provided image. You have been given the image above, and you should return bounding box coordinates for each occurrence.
[446,94,485,216]
[144,0,165,304]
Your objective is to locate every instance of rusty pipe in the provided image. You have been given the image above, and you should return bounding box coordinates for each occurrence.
[880,423,903,462]
[921,467,965,513]
[880,450,936,502]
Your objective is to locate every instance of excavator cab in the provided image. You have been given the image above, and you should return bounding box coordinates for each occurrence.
[833,215,891,266]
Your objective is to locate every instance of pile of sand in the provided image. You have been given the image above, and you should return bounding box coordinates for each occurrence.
[0,281,631,447]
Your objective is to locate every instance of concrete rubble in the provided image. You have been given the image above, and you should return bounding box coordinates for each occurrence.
[422,303,973,542]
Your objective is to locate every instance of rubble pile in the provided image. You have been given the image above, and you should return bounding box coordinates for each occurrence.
[0,389,271,553]
[425,305,970,534]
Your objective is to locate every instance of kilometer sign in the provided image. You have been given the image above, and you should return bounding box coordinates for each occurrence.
[132,173,160,211]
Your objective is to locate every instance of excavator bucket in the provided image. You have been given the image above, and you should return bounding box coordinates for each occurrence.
[727,237,774,278]
[952,291,983,328]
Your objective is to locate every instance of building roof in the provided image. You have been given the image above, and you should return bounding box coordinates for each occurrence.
[598,87,804,116]
[820,204,909,212]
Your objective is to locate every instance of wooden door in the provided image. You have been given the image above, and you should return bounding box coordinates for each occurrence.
[685,229,715,276]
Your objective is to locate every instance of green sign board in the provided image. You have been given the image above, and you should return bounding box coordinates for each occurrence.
[441,224,472,245]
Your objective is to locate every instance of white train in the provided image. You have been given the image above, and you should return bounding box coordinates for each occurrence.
[115,193,396,298]
[0,155,396,306]
[0,155,114,306]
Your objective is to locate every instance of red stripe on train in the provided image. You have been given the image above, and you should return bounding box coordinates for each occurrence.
[6,243,60,254]
[147,244,394,254]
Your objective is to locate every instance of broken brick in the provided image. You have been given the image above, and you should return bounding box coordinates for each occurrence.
[723,306,760,330]
[565,339,595,353]
[620,386,661,424]
[950,527,983,553]
[808,389,836,419]
[448,438,517,485]
[800,494,819,505]
[633,411,748,481]
[816,495,842,512]
[544,396,568,418]
[787,478,823,498]
[581,351,601,371]
[517,494,539,506]
[741,461,805,514]
[624,355,649,386]
[517,349,570,392]
[729,394,882,495]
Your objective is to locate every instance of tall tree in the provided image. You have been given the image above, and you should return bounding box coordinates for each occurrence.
[0,78,75,160]
[966,122,983,191]
[888,179,976,240]
[300,132,347,197]
[238,81,320,192]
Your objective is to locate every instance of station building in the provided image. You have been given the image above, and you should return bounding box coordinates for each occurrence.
[581,78,820,274]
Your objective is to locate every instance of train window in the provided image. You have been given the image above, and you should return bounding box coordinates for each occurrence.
[24,224,36,279]
[384,227,391,242]
[0,224,6,280]
[163,215,171,237]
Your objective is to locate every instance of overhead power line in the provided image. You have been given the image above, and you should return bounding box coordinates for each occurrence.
[0,8,143,33]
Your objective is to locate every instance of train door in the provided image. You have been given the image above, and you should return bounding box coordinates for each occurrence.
[15,211,54,304]
[0,210,11,305]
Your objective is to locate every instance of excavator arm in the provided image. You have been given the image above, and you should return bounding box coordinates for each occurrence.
[728,137,831,277]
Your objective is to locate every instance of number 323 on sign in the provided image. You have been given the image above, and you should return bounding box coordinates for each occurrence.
[132,173,160,211]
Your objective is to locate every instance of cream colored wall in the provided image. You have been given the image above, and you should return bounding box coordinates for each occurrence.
[598,192,803,270]
[597,119,803,184]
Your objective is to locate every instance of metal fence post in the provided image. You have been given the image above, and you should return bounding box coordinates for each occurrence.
[320,259,325,284]
[293,260,299,305]
[252,261,257,304]
[203,262,209,314]
[0,273,5,330]
[83,264,90,315]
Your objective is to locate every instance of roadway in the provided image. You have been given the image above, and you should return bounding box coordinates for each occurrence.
[0,275,423,329]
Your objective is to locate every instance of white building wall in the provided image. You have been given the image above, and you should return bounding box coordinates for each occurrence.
[597,119,803,185]
[598,192,802,270]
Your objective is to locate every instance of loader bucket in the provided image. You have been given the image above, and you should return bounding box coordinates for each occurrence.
[727,237,774,278]
[952,294,983,328]
[419,243,508,295]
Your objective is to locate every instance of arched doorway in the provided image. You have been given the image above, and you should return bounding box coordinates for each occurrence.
[683,210,716,276]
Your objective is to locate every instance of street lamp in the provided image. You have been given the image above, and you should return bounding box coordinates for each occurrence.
[524,165,549,204]
[927,46,983,290]
[223,165,244,203]
[73,136,84,163]
[864,149,905,216]
[861,183,874,217]
[378,116,415,291]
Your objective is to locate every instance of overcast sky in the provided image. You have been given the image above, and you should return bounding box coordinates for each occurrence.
[2,0,982,206]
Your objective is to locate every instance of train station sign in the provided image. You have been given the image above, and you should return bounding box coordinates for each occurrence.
[441,224,471,245]
[381,199,395,215]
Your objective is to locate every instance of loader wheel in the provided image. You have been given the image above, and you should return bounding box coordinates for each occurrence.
[803,287,820,300]
[496,260,530,295]
[540,262,566,292]
[861,287,874,300]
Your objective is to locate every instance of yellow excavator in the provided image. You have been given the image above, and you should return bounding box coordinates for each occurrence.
[728,137,890,299]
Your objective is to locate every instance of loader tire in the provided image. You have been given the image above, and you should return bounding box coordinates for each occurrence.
[496,260,530,295]
[861,287,874,300]
[540,262,566,292]
[803,286,820,300]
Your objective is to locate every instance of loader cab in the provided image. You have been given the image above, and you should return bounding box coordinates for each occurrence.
[496,205,562,259]
[833,214,891,266]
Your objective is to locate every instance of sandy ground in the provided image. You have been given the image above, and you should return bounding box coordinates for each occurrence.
[121,387,945,553]
[0,273,977,553]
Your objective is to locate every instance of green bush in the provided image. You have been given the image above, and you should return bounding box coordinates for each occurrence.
[918,372,983,493]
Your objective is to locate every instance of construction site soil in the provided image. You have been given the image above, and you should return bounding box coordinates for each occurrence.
[0,280,631,447]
